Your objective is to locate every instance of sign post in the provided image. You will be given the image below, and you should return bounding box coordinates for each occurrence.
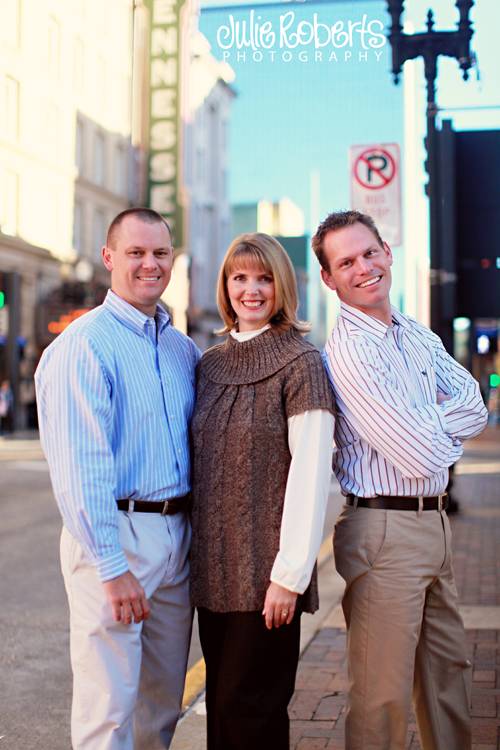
[350,143,402,246]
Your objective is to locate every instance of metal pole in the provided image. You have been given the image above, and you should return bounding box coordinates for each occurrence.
[423,44,443,344]
[385,1,475,351]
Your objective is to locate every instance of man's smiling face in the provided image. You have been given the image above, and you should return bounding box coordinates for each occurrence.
[102,215,173,317]
[320,221,393,323]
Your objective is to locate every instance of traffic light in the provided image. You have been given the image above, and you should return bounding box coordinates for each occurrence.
[0,271,12,310]
[0,272,6,308]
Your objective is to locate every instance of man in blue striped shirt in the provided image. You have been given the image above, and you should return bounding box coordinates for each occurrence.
[35,208,200,750]
[313,210,487,750]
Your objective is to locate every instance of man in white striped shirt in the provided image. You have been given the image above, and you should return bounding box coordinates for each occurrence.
[36,208,200,750]
[313,210,487,750]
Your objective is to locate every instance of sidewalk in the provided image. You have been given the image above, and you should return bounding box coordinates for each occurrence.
[0,431,43,461]
[289,426,500,750]
[175,427,500,749]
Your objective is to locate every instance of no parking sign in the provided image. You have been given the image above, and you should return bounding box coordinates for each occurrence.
[349,143,402,246]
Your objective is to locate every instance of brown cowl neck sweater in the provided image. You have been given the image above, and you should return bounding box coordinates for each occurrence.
[190,326,335,614]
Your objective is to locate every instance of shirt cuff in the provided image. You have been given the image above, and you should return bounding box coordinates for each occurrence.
[96,550,129,582]
[270,554,308,595]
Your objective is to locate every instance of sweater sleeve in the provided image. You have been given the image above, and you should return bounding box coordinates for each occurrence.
[283,350,335,419]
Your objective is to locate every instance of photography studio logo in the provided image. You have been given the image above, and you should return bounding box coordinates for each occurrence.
[215,11,387,64]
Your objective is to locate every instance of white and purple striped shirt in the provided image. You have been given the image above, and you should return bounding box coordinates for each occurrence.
[35,290,200,581]
[323,302,488,498]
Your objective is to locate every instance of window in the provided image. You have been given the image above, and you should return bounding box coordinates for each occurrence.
[44,102,59,158]
[195,146,205,187]
[2,76,20,142]
[73,200,84,254]
[114,144,127,195]
[208,104,218,195]
[0,170,20,236]
[93,131,106,186]
[93,208,106,258]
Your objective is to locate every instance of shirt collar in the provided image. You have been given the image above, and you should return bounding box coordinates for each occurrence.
[390,306,411,330]
[339,302,410,342]
[103,290,171,336]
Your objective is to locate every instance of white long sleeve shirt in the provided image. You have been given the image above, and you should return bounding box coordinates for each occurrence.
[231,326,334,593]
[322,303,488,498]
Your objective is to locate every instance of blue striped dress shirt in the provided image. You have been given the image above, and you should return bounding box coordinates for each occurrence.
[35,290,200,581]
[323,302,488,498]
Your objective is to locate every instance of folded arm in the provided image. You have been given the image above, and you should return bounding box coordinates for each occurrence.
[432,337,488,440]
[324,339,464,479]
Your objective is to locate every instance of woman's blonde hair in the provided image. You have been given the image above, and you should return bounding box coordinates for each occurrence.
[216,232,311,335]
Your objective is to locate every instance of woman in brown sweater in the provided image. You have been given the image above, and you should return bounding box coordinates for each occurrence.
[190,233,335,749]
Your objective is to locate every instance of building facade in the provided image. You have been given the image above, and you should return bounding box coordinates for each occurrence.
[0,0,139,426]
[0,0,236,424]
[182,29,235,349]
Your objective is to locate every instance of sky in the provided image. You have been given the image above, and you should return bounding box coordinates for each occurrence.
[198,0,499,234]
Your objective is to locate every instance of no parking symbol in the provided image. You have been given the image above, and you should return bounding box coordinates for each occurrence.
[350,143,401,246]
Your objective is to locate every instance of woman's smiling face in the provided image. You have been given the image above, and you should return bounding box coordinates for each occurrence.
[226,262,276,332]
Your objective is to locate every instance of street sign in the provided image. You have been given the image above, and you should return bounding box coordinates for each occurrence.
[349,143,402,246]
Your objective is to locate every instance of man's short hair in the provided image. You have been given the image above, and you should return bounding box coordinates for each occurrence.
[106,208,172,249]
[311,210,384,272]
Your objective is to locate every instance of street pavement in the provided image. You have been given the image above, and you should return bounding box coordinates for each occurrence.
[1,427,499,749]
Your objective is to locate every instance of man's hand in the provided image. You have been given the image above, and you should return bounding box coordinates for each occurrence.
[437,390,452,405]
[262,582,298,630]
[102,571,150,625]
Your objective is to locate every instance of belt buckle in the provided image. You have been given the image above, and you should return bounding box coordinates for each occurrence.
[161,500,170,516]
[128,499,135,512]
[438,494,444,511]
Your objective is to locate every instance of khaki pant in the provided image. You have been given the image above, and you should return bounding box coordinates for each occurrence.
[61,512,192,750]
[334,505,471,750]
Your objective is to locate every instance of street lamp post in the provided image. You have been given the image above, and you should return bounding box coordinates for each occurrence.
[386,1,475,351]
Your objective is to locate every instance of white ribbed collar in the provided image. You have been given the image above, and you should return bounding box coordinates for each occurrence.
[230,324,271,342]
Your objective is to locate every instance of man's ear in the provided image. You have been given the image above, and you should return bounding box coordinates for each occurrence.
[321,267,337,292]
[383,241,393,266]
[102,245,113,272]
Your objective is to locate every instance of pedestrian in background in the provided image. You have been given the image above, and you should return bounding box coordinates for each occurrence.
[313,209,488,750]
[190,233,335,750]
[35,208,199,750]
[0,379,13,434]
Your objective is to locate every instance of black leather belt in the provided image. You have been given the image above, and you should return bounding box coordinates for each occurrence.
[346,494,448,511]
[117,494,190,515]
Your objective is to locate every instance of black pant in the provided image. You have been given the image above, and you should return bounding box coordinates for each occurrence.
[197,608,301,750]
